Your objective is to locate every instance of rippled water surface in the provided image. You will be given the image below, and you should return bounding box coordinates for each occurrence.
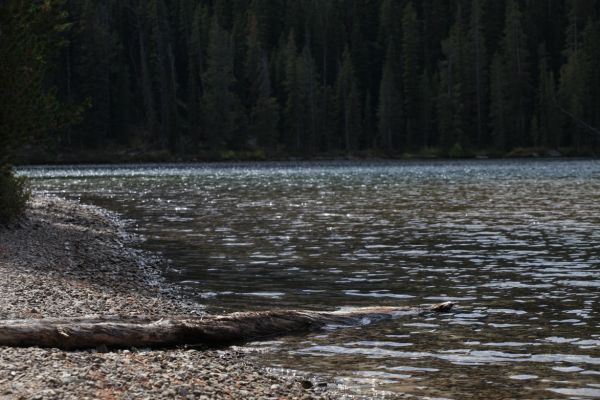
[23,160,600,399]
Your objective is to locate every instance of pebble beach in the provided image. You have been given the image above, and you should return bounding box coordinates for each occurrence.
[0,195,336,399]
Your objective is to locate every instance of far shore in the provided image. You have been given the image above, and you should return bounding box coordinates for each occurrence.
[15,145,598,166]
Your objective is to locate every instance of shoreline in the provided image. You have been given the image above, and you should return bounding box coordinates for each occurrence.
[0,195,335,399]
[16,153,599,168]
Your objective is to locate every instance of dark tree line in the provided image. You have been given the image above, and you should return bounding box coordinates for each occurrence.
[17,1,600,158]
[0,0,80,222]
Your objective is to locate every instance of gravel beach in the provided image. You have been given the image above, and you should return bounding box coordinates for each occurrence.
[0,195,336,399]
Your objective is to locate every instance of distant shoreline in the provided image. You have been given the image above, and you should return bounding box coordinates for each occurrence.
[15,145,598,166]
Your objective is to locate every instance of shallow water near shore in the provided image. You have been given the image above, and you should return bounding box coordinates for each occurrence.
[21,160,600,399]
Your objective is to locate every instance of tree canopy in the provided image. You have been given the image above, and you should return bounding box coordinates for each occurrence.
[3,0,600,161]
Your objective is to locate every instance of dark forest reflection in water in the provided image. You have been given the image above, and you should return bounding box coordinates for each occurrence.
[24,160,600,399]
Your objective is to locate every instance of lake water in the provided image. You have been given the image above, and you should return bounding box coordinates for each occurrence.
[22,160,600,399]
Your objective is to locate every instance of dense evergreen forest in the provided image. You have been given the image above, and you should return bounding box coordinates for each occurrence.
[3,0,600,162]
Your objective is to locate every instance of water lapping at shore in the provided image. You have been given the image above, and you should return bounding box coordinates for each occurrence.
[0,195,342,399]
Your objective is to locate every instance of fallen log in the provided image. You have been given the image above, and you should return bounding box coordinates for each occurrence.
[0,302,453,350]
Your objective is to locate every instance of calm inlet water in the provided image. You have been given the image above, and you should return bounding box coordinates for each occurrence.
[23,160,600,399]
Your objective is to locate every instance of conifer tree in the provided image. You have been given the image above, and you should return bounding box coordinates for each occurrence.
[0,0,73,222]
[148,0,180,152]
[378,0,402,83]
[534,45,562,148]
[489,52,509,149]
[337,48,362,152]
[0,0,71,164]
[283,31,302,151]
[77,0,112,146]
[581,21,600,141]
[378,43,403,151]
[201,16,243,149]
[401,1,421,149]
[469,0,488,147]
[437,6,468,149]
[246,13,280,150]
[296,44,320,155]
[187,4,209,145]
[418,72,436,148]
[363,92,375,149]
[501,0,531,148]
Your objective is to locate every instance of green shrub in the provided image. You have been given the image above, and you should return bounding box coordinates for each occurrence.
[0,167,30,224]
[448,142,466,158]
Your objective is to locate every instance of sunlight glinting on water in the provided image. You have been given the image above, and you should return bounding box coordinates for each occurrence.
[22,160,600,399]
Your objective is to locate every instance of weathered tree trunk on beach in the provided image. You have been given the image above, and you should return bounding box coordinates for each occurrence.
[0,302,453,350]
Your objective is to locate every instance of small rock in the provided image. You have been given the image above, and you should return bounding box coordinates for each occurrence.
[300,380,313,389]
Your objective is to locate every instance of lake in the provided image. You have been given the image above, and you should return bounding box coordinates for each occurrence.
[22,160,600,399]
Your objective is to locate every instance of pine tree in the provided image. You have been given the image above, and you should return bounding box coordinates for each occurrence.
[283,31,302,151]
[378,0,402,53]
[296,44,320,155]
[559,31,589,150]
[250,96,280,150]
[363,92,375,149]
[581,21,600,142]
[134,2,159,146]
[246,14,280,150]
[187,4,208,146]
[201,16,244,149]
[469,0,488,148]
[437,6,468,149]
[147,0,180,152]
[418,72,436,148]
[489,52,509,150]
[245,12,263,103]
[534,45,562,148]
[502,0,531,148]
[0,0,73,222]
[336,48,362,152]
[401,1,421,149]
[76,0,112,146]
[565,0,596,56]
[377,43,403,151]
[0,0,72,165]
[422,0,451,71]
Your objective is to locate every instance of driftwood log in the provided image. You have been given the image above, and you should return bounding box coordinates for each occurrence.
[0,302,453,350]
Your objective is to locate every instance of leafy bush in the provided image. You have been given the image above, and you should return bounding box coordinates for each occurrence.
[0,167,30,224]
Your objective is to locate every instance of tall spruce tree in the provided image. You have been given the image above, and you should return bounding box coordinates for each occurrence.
[437,6,468,150]
[378,43,404,151]
[489,51,509,150]
[76,0,112,147]
[401,1,421,149]
[296,44,320,155]
[283,31,302,151]
[0,0,73,222]
[187,4,208,147]
[534,45,562,148]
[501,0,531,148]
[469,0,488,147]
[201,16,244,149]
[336,48,362,152]
[0,0,72,164]
[246,13,280,150]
